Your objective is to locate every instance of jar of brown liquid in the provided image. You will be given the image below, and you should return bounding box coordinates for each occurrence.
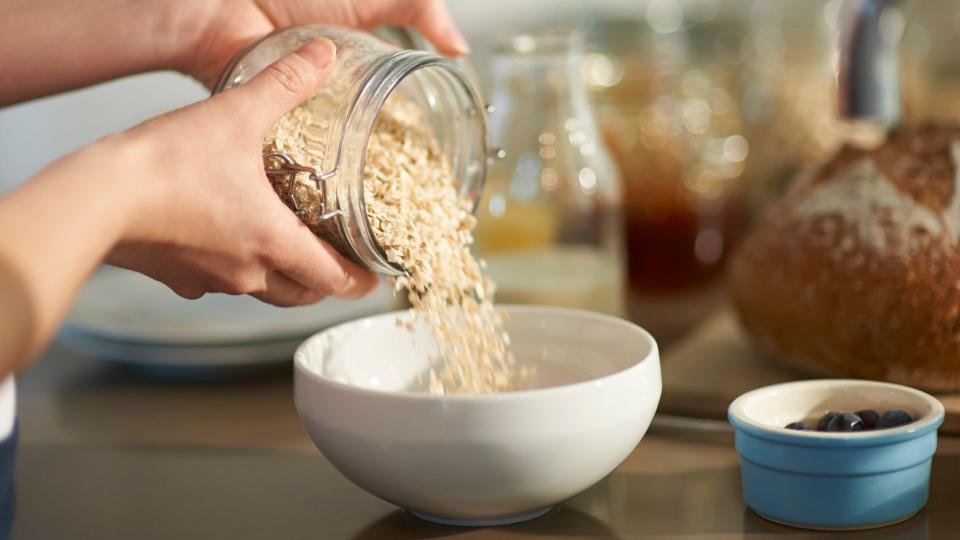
[474,33,627,316]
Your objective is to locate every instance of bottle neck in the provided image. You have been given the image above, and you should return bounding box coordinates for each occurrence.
[488,42,601,149]
[495,52,590,112]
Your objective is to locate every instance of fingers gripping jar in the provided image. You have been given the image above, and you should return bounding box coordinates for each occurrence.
[214,26,491,276]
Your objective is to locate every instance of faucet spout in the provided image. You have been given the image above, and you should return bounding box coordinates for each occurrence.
[837,0,905,127]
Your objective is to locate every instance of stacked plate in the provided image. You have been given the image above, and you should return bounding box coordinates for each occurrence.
[58,267,402,378]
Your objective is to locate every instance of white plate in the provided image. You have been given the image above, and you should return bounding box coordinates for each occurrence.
[57,326,304,376]
[63,267,400,346]
[57,267,401,374]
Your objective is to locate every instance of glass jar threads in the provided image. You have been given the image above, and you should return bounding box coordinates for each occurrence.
[214,26,490,276]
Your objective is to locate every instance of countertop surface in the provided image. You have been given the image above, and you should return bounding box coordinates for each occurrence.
[11,345,960,539]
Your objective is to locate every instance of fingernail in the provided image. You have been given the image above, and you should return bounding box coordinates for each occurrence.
[296,38,337,69]
[446,27,471,56]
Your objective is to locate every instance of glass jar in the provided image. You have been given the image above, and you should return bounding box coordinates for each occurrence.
[474,33,626,316]
[583,1,841,294]
[585,11,750,294]
[737,0,841,205]
[214,26,490,276]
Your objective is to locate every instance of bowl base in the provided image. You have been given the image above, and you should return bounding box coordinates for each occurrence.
[407,506,553,527]
[753,509,919,531]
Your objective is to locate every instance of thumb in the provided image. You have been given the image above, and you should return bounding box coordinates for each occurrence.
[219,38,337,130]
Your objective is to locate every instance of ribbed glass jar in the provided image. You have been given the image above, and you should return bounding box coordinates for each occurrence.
[214,26,489,275]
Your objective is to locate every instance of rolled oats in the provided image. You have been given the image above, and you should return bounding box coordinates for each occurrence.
[269,94,517,394]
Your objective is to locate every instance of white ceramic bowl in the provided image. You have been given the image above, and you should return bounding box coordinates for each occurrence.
[294,305,661,526]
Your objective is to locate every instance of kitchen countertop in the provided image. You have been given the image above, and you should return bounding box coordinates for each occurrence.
[11,345,960,539]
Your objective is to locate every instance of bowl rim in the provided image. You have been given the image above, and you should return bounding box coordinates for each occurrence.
[294,304,660,403]
[727,379,945,446]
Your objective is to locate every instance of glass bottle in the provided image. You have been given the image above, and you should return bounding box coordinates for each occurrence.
[474,33,626,316]
[585,9,750,294]
[214,26,490,276]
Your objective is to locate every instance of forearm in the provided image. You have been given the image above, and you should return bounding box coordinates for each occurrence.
[0,0,208,106]
[0,136,143,377]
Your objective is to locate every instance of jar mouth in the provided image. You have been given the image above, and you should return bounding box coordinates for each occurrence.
[345,51,489,276]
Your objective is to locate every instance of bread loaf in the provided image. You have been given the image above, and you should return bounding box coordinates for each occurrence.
[729,123,960,390]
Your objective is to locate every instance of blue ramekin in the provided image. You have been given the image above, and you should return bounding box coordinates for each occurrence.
[728,379,945,530]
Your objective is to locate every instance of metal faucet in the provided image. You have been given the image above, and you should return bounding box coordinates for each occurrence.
[837,0,905,127]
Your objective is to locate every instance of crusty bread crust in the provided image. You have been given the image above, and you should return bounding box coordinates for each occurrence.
[730,123,960,391]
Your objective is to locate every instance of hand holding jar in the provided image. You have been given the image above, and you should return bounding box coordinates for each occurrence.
[0,0,470,378]
[107,38,379,305]
[0,39,379,377]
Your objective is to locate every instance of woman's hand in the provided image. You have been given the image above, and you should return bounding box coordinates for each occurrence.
[182,0,469,87]
[0,38,377,375]
[108,38,377,306]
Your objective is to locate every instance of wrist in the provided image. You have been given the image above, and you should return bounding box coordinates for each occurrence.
[82,132,162,247]
[0,0,219,106]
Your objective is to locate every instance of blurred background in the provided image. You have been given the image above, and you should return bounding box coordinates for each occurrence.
[3,0,959,355]
[13,3,960,536]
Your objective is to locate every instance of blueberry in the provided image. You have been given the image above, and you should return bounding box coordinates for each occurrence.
[785,422,810,430]
[876,410,913,429]
[855,409,879,430]
[817,411,840,431]
[827,412,865,432]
